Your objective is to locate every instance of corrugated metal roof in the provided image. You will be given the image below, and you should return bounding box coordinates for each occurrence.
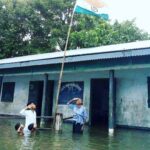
[0,40,150,69]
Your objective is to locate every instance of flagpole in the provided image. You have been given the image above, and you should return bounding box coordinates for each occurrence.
[53,3,76,128]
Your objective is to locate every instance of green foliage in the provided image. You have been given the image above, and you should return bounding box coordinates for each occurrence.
[0,0,149,59]
[69,16,150,49]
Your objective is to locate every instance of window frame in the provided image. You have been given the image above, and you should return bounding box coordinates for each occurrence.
[58,81,84,105]
[1,82,15,102]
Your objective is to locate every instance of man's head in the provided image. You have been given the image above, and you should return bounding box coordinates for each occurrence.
[75,98,83,106]
[31,103,36,110]
[27,102,36,110]
[15,123,24,134]
[28,123,35,132]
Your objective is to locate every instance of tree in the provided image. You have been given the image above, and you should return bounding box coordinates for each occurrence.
[0,0,75,58]
[69,17,150,49]
[0,0,149,59]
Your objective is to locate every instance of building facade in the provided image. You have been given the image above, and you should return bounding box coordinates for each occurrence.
[1,40,150,130]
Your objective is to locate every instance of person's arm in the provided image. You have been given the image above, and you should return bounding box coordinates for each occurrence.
[67,98,79,105]
[20,107,27,115]
[20,105,31,115]
[67,98,79,110]
[34,111,37,128]
[33,123,37,128]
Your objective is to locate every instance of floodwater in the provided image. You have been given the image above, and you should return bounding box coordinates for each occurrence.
[0,119,150,150]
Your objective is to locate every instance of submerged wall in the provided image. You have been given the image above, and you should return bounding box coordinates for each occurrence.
[52,71,109,121]
[0,71,109,120]
[0,75,29,114]
[1,67,150,128]
[116,68,150,128]
[0,74,56,115]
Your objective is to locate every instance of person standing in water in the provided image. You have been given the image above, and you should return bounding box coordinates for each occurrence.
[20,102,37,131]
[15,123,36,136]
[67,98,87,134]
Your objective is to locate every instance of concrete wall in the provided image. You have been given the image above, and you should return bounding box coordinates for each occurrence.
[0,75,29,114]
[0,74,57,115]
[54,71,109,120]
[0,71,109,120]
[1,67,150,128]
[115,68,150,128]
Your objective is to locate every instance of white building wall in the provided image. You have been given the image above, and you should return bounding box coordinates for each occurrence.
[0,74,52,115]
[115,68,150,128]
[0,71,109,120]
[1,68,150,128]
[0,75,29,114]
[56,71,109,120]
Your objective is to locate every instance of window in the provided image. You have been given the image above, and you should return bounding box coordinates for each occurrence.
[0,76,2,97]
[58,81,84,104]
[1,82,15,102]
[148,77,150,108]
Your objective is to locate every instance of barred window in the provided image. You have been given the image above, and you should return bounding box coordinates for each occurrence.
[0,76,2,97]
[147,77,150,108]
[1,82,15,102]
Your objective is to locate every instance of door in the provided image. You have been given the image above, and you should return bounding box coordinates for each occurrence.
[44,80,54,116]
[28,81,43,116]
[90,79,109,127]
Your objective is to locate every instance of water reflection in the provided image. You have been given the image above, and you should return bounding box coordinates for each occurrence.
[1,119,150,150]
[16,135,35,150]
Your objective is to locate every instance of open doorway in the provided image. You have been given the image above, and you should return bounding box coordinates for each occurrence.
[90,79,109,127]
[44,80,54,117]
[28,81,44,116]
[28,80,54,126]
[28,80,54,117]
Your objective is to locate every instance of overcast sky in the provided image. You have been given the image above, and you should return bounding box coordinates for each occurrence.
[105,0,150,33]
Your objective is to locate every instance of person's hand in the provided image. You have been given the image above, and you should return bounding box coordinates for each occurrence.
[72,98,79,101]
[27,104,32,109]
[34,124,37,128]
[67,98,79,104]
[31,103,36,110]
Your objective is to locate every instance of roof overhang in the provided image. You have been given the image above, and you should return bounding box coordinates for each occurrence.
[0,40,150,69]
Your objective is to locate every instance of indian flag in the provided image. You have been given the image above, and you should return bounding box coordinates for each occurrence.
[74,0,109,20]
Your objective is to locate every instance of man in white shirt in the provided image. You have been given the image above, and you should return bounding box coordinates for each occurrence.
[20,102,37,130]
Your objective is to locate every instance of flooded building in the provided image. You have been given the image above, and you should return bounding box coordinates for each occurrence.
[1,40,150,131]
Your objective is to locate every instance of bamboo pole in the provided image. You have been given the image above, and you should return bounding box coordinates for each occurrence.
[53,7,76,129]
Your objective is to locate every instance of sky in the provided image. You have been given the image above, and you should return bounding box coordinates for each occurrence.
[105,0,150,33]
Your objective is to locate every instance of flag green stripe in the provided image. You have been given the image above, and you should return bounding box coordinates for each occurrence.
[75,6,109,20]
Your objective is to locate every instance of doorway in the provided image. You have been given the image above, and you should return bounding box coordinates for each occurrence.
[90,79,109,127]
[28,81,43,116]
[28,80,54,117]
[44,80,54,117]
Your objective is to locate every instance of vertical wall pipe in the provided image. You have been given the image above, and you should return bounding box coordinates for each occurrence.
[109,70,115,135]
[40,73,48,127]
